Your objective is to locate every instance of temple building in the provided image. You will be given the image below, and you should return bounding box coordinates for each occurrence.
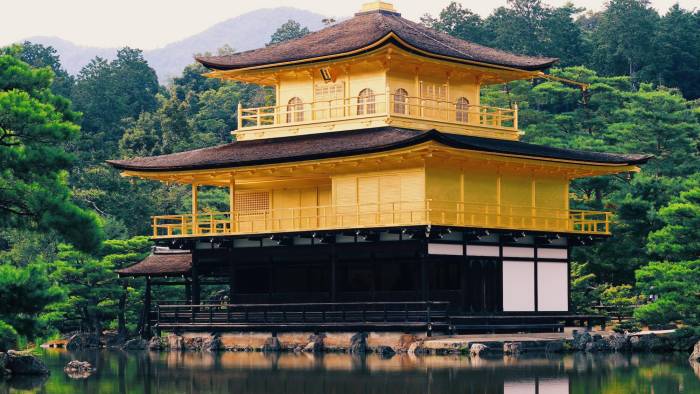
[110,2,650,335]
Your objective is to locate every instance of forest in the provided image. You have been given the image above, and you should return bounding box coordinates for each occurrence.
[1,0,699,349]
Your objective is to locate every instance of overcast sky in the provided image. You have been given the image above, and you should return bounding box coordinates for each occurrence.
[1,0,696,49]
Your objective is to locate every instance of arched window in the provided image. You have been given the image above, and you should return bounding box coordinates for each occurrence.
[286,97,304,123]
[393,88,408,114]
[357,88,376,115]
[455,97,469,123]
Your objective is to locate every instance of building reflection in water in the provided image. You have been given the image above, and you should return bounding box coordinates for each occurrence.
[7,349,695,394]
[505,378,569,394]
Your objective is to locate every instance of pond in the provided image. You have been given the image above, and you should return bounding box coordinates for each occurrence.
[1,349,699,394]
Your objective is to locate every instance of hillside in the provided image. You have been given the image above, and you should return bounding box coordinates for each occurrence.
[26,7,326,82]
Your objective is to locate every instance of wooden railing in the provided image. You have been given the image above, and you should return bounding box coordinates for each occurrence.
[151,200,611,238]
[237,93,517,131]
[152,301,450,329]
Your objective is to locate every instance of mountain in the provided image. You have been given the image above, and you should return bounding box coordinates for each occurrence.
[25,7,327,83]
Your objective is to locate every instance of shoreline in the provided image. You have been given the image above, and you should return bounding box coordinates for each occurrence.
[63,328,698,357]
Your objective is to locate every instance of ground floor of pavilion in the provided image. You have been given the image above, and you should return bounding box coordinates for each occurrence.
[117,226,605,336]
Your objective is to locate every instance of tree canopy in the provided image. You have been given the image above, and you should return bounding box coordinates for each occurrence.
[268,20,310,45]
[424,0,700,99]
[0,53,102,251]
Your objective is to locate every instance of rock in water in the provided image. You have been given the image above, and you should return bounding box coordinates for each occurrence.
[605,333,628,352]
[167,334,183,351]
[148,336,165,350]
[102,331,126,348]
[303,333,324,353]
[66,333,101,351]
[123,338,147,350]
[374,345,396,358]
[349,332,367,355]
[503,342,522,355]
[0,352,10,377]
[689,340,700,362]
[407,341,425,355]
[262,337,281,352]
[544,340,565,353]
[572,331,592,351]
[469,343,488,357]
[204,335,222,352]
[64,360,94,379]
[6,350,49,375]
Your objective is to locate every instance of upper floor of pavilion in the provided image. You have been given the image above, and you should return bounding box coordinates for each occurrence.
[195,2,558,142]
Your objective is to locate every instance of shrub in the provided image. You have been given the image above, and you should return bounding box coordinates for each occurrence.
[0,320,18,351]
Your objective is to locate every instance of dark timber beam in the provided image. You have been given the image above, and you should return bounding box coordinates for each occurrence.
[330,246,337,302]
[142,277,152,339]
[191,251,201,305]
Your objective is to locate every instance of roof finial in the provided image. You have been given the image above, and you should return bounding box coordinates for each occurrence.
[357,2,400,16]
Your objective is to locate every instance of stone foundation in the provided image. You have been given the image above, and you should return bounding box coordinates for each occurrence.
[126,329,695,357]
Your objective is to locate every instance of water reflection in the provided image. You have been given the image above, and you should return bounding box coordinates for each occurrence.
[0,349,697,394]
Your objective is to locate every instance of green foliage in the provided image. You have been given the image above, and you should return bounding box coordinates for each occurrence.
[612,320,641,334]
[569,262,597,313]
[599,284,642,320]
[268,20,310,45]
[7,42,74,97]
[589,0,658,77]
[71,47,159,160]
[46,236,151,335]
[0,320,18,351]
[425,0,700,99]
[0,54,102,251]
[0,263,62,337]
[420,2,490,44]
[634,260,700,325]
[647,183,700,261]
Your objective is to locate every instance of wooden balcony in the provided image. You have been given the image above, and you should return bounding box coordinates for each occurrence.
[151,200,611,239]
[236,93,519,140]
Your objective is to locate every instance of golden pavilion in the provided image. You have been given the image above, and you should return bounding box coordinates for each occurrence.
[110,2,650,335]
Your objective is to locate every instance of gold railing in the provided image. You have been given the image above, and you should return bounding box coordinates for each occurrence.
[237,93,517,131]
[151,200,610,238]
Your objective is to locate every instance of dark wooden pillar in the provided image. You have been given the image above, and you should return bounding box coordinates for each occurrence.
[228,266,236,302]
[460,256,468,313]
[185,281,192,303]
[191,252,201,305]
[142,277,152,338]
[420,245,428,302]
[330,247,337,302]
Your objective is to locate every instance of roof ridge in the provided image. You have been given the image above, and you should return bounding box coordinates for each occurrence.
[389,15,479,62]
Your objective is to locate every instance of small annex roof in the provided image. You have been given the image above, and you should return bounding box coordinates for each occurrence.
[195,6,557,72]
[116,250,192,277]
[107,127,652,172]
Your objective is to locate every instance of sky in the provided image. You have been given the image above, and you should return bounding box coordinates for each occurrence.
[1,0,697,49]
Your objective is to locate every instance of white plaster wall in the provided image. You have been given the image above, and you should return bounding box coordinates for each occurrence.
[539,378,570,394]
[466,244,499,257]
[503,246,535,258]
[537,248,568,259]
[502,261,535,311]
[428,243,463,255]
[504,380,536,394]
[537,262,568,311]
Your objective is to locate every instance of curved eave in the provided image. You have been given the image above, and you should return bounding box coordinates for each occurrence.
[107,130,652,176]
[197,32,557,75]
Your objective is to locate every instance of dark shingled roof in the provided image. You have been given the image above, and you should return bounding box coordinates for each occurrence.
[107,127,652,172]
[116,252,192,277]
[196,9,557,72]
